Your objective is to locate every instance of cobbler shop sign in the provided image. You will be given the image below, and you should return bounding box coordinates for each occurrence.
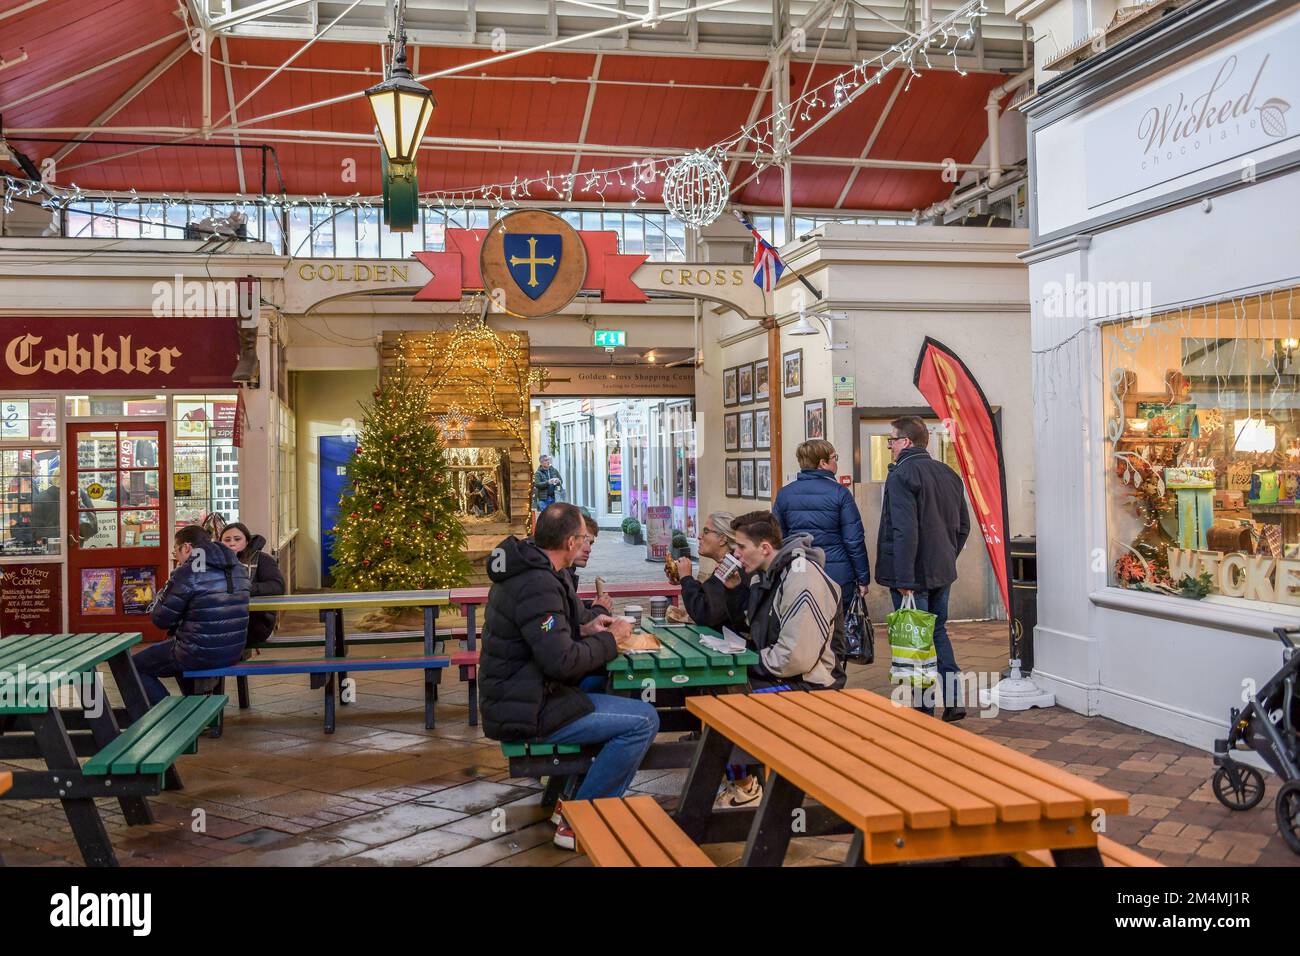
[1,317,239,389]
[1084,12,1300,208]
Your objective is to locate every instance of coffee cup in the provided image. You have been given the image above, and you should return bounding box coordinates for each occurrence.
[649,596,669,621]
[624,604,643,628]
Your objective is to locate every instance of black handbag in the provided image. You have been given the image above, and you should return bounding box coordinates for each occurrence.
[843,592,875,666]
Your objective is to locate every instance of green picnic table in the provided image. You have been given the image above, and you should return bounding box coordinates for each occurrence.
[506,622,760,804]
[605,622,760,692]
[0,632,224,867]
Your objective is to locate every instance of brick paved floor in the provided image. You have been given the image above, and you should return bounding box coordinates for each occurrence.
[2,618,1296,867]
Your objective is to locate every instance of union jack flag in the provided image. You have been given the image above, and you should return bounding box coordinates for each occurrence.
[735,212,785,291]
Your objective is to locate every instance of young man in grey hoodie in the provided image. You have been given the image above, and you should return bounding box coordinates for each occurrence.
[714,511,845,810]
[732,510,846,693]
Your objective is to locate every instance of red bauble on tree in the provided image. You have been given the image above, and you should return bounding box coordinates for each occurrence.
[373,501,384,511]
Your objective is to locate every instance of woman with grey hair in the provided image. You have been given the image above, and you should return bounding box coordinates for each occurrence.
[667,511,749,634]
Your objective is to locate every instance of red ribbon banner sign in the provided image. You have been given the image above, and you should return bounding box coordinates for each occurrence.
[913,337,1011,615]
[412,229,648,303]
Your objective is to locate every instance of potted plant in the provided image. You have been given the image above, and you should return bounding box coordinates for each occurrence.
[621,516,643,545]
[671,528,693,560]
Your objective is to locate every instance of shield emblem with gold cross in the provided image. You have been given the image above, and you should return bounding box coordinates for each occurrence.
[479,210,588,318]
[503,234,561,300]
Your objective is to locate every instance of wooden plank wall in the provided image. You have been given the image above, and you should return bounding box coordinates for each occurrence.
[381,330,532,586]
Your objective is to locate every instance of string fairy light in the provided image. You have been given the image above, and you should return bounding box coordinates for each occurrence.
[2,0,989,232]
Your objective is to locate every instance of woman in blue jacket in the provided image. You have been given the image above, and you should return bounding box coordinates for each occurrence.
[771,439,870,612]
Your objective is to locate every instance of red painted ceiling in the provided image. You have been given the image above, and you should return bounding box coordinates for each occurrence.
[0,0,1008,212]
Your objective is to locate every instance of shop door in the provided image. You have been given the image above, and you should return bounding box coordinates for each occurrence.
[856,417,999,623]
[319,434,357,586]
[66,421,168,640]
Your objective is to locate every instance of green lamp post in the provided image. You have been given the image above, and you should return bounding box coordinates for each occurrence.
[367,1,433,232]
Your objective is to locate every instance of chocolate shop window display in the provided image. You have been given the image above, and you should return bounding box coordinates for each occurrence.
[1104,291,1300,611]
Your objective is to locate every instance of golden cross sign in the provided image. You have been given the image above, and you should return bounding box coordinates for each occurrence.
[507,236,556,288]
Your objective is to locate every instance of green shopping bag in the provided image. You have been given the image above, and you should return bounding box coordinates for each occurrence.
[887,594,938,688]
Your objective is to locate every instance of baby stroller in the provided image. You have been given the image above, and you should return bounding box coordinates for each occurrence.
[1212,625,1300,854]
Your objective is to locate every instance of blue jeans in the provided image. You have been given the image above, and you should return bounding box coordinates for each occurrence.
[890,586,960,715]
[132,639,194,706]
[537,693,660,800]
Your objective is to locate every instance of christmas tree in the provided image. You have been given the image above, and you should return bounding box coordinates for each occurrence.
[330,368,471,592]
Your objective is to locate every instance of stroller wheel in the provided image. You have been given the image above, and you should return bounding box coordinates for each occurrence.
[1212,764,1266,811]
[1276,781,1300,855]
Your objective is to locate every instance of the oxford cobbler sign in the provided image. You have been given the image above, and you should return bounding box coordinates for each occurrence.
[1084,13,1299,209]
[2,317,239,389]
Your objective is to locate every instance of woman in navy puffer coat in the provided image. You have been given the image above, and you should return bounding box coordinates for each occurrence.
[771,440,871,607]
[135,527,250,704]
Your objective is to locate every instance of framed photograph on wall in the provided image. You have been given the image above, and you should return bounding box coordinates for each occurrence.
[756,459,772,499]
[739,410,755,451]
[755,408,770,450]
[755,358,770,402]
[782,348,803,398]
[804,399,826,440]
[725,459,740,497]
[740,459,756,498]
[724,413,739,452]
[738,362,754,404]
[723,366,739,407]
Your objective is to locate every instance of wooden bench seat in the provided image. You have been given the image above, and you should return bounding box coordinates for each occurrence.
[1013,835,1163,868]
[83,695,227,777]
[564,796,716,867]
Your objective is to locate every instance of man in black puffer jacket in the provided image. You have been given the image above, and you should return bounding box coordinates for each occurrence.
[480,504,659,849]
[134,525,250,705]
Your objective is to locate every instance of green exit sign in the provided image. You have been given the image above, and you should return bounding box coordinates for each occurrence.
[594,329,625,348]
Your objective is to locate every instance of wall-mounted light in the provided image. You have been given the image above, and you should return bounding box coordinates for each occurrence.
[787,310,849,350]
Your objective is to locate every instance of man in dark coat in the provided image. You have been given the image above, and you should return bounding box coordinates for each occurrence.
[480,503,659,849]
[565,513,612,626]
[875,416,971,721]
[533,454,563,511]
[772,439,871,615]
[134,525,250,705]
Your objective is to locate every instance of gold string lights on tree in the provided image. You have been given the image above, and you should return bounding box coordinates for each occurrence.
[408,300,549,456]
[329,356,471,593]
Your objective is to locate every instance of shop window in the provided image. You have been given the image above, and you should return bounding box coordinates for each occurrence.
[1103,290,1300,611]
[2,398,58,443]
[64,396,167,419]
[275,398,297,548]
[173,395,240,528]
[1,448,62,556]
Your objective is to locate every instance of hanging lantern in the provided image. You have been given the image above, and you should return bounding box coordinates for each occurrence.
[366,2,436,166]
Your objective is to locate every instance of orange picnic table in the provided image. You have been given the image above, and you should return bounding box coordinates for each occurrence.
[674,689,1130,867]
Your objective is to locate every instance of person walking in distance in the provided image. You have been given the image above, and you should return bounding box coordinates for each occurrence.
[534,454,563,513]
[876,416,970,721]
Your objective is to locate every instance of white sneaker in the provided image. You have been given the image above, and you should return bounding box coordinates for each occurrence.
[713,776,763,809]
[553,816,576,850]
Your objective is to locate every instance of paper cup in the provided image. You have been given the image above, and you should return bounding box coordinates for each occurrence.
[649,596,669,621]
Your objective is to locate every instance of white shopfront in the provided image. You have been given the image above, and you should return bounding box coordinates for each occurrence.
[1020,0,1300,749]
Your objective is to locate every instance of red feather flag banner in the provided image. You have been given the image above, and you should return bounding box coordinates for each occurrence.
[913,337,1011,616]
